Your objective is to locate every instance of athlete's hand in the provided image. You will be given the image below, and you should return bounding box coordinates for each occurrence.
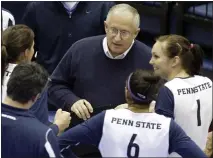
[115,103,128,110]
[71,99,93,120]
[53,109,71,133]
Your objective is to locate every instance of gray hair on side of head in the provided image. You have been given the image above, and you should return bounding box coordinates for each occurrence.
[106,3,140,28]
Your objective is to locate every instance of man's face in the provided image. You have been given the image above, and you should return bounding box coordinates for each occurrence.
[104,11,140,56]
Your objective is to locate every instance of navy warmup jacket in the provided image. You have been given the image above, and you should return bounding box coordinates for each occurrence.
[1,103,66,158]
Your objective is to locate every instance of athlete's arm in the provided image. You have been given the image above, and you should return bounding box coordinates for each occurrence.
[169,119,207,158]
[155,86,175,119]
[58,111,105,150]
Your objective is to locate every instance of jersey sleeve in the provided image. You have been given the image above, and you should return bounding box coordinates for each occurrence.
[49,124,59,135]
[169,119,207,158]
[40,129,62,158]
[155,86,175,119]
[58,111,106,153]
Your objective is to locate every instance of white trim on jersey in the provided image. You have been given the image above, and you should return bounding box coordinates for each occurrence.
[2,8,15,31]
[2,63,17,101]
[60,145,71,153]
[44,129,56,158]
[1,113,17,120]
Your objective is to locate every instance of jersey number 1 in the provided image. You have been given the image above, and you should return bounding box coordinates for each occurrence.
[197,99,201,126]
[127,134,139,158]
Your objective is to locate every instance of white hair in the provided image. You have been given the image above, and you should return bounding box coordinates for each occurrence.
[106,3,140,28]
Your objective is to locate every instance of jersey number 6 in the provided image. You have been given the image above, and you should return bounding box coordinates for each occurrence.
[127,134,139,158]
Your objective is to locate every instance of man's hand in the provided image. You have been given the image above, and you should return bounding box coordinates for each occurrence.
[71,99,93,120]
[53,109,71,133]
[115,103,128,110]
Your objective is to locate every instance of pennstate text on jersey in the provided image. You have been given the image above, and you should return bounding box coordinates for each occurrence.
[177,82,211,95]
[111,117,161,129]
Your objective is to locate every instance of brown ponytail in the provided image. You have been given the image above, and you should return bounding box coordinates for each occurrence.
[2,24,34,80]
[190,44,204,75]
[156,35,204,76]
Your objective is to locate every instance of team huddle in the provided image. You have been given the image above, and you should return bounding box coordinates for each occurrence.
[1,3,212,158]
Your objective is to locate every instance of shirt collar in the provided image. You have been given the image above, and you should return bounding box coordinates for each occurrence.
[2,103,34,118]
[103,37,134,60]
[61,2,79,13]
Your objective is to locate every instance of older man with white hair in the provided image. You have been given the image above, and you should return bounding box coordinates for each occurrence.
[48,3,153,126]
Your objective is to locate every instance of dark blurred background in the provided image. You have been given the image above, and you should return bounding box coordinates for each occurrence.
[2,1,212,79]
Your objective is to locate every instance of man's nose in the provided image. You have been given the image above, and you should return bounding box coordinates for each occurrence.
[114,31,122,41]
[149,57,154,65]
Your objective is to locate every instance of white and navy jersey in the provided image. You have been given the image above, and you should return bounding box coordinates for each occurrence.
[59,109,207,158]
[1,103,63,158]
[2,63,17,101]
[2,8,15,31]
[155,75,212,151]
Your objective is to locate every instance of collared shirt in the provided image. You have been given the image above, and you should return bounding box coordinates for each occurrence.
[61,2,79,15]
[102,37,134,60]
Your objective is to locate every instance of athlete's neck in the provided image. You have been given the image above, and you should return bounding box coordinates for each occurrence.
[167,69,190,81]
[3,96,32,110]
[128,104,150,113]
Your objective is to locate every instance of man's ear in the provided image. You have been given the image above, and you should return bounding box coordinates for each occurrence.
[104,21,108,34]
[133,28,140,39]
[24,48,29,58]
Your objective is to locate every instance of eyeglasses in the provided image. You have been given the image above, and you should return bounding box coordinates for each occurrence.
[107,27,131,40]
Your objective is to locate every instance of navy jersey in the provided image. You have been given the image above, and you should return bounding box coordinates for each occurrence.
[155,76,212,153]
[59,109,207,157]
[1,103,61,158]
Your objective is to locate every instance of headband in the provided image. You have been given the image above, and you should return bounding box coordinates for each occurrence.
[127,73,152,103]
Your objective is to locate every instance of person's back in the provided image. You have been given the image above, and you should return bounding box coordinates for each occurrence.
[2,103,60,158]
[59,107,207,158]
[150,35,212,156]
[100,109,170,157]
[1,62,73,158]
[165,75,212,150]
